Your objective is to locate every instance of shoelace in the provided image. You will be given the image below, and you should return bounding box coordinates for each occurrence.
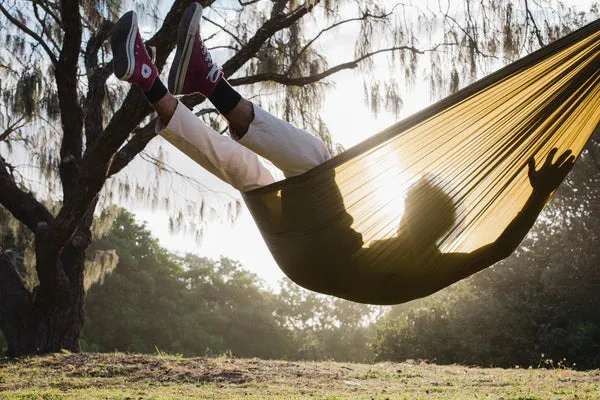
[134,38,156,63]
[206,64,221,83]
[201,44,221,83]
[148,46,157,63]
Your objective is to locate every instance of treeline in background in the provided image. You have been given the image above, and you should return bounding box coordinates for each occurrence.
[1,148,599,369]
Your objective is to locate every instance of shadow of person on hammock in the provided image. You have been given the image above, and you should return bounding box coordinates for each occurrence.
[272,148,574,305]
[350,176,460,300]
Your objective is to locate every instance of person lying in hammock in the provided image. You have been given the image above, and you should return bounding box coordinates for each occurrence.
[335,155,573,304]
[112,4,575,304]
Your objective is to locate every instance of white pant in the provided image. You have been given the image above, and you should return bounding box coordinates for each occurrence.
[158,101,331,192]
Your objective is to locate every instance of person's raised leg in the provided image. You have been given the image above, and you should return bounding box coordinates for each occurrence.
[169,3,331,178]
[111,11,172,118]
[111,10,274,191]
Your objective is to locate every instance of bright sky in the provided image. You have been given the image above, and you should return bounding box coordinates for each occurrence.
[130,0,595,289]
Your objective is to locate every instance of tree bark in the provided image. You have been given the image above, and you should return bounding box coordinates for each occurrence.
[0,244,88,356]
[0,253,35,356]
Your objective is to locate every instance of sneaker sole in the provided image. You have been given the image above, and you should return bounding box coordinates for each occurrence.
[112,11,138,81]
[169,3,204,94]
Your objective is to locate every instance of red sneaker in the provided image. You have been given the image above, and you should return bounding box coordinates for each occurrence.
[168,3,223,96]
[111,11,158,92]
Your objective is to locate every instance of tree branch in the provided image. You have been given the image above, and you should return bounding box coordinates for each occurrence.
[220,1,321,76]
[31,0,63,29]
[107,121,158,177]
[146,0,194,69]
[270,0,287,17]
[32,1,61,54]
[0,157,54,232]
[231,46,424,86]
[287,11,393,74]
[107,107,218,178]
[50,89,152,253]
[525,0,545,48]
[203,16,245,47]
[56,0,84,201]
[0,3,59,65]
[89,0,191,169]
[84,19,115,147]
[0,117,28,142]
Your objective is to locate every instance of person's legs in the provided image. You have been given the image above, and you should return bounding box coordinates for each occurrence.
[233,100,331,178]
[111,11,275,192]
[169,3,331,178]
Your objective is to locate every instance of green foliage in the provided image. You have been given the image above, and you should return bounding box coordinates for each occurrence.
[274,279,377,362]
[176,254,293,358]
[83,209,378,361]
[83,210,293,358]
[84,211,189,354]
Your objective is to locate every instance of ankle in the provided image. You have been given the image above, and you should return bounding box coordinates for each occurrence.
[144,77,168,103]
[226,99,254,139]
[209,79,241,115]
[153,93,178,126]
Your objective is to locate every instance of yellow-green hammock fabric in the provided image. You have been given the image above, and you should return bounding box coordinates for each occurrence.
[243,19,600,305]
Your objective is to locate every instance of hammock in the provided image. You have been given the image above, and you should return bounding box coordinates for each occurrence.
[243,19,600,305]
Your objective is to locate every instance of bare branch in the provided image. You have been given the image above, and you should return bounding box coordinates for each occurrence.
[0,156,54,232]
[203,16,245,47]
[108,121,158,177]
[0,3,58,65]
[0,117,28,142]
[231,46,425,86]
[138,151,235,199]
[31,0,63,29]
[288,11,393,73]
[208,45,240,51]
[525,0,545,48]
[32,1,61,54]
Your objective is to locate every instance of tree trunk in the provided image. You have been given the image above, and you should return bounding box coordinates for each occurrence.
[0,239,87,357]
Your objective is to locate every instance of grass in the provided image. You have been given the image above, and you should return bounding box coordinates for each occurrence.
[0,353,598,399]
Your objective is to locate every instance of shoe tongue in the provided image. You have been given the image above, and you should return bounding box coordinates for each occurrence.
[146,46,157,63]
